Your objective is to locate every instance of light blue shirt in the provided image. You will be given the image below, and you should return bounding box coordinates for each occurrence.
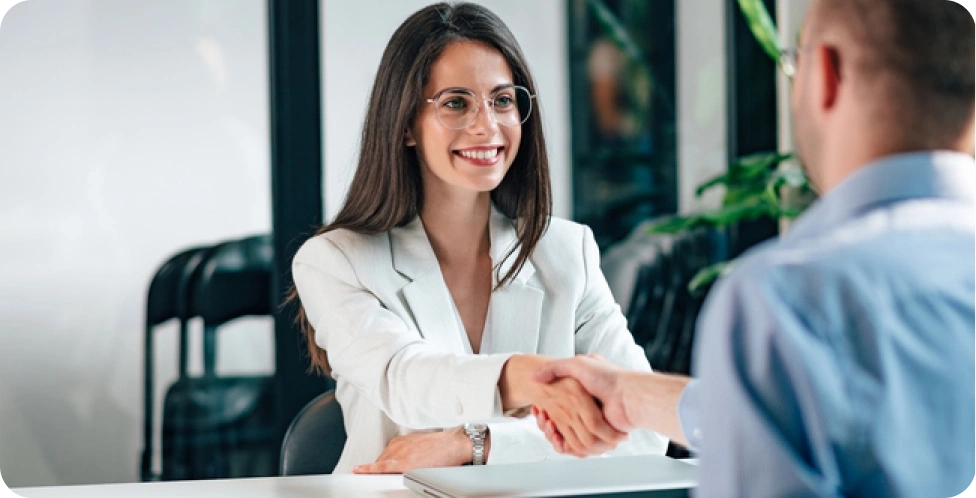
[683,152,975,497]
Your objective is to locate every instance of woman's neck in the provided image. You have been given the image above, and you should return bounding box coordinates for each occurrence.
[420,193,492,265]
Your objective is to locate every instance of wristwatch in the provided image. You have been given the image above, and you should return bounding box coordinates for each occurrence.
[463,423,489,465]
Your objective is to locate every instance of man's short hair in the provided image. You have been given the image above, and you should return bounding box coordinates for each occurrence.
[811,0,974,140]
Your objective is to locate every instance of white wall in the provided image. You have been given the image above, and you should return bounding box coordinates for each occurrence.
[322,0,572,219]
[0,0,272,487]
[677,0,728,214]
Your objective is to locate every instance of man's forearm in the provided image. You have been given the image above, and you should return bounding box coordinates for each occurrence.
[621,371,691,447]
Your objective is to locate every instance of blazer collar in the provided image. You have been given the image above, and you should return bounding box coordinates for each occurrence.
[389,204,536,285]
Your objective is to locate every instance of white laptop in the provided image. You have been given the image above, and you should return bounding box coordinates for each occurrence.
[403,454,697,498]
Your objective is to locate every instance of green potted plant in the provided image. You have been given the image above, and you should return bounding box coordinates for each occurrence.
[648,0,816,293]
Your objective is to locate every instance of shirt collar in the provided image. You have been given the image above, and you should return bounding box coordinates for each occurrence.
[786,151,975,241]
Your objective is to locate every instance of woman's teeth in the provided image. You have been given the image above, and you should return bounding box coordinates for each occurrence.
[458,149,499,160]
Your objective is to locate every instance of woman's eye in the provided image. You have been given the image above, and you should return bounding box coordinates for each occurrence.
[443,97,467,110]
[494,96,514,108]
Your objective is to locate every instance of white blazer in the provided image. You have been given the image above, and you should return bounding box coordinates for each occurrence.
[292,207,668,473]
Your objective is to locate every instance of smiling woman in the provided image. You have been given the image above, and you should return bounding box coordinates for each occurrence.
[287,2,669,475]
[406,40,524,200]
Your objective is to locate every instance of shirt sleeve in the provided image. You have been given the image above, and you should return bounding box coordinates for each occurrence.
[486,418,667,464]
[677,378,702,450]
[692,268,847,497]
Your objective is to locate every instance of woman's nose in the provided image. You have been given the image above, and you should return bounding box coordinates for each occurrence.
[466,98,500,135]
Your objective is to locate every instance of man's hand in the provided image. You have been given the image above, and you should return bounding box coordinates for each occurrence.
[534,354,635,432]
[352,428,472,474]
[529,376,627,457]
[534,354,693,448]
[498,354,626,457]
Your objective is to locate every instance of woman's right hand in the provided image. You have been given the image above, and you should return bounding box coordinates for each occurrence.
[499,355,626,457]
[532,376,627,457]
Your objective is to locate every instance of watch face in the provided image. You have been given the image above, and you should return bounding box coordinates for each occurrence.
[464,423,488,435]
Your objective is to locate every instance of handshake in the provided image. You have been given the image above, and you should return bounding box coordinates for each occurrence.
[503,354,691,457]
[354,353,694,475]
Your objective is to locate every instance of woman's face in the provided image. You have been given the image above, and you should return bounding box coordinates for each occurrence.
[408,40,523,199]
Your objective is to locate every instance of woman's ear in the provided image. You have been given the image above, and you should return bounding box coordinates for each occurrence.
[404,128,417,147]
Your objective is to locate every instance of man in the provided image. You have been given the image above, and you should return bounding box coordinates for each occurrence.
[534,0,975,496]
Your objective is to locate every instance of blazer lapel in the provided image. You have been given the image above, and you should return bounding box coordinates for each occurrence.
[390,218,466,353]
[389,208,546,355]
[483,207,544,354]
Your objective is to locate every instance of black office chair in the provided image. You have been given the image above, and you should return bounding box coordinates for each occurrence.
[161,234,278,481]
[142,245,212,481]
[280,390,347,476]
[191,234,274,376]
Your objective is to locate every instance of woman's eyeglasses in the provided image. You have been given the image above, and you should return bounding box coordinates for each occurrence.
[425,85,535,130]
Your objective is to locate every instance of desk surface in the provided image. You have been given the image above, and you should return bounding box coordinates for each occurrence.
[14,475,414,498]
[13,459,699,497]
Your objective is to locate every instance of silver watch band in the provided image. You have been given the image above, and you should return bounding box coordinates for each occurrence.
[470,432,485,465]
[464,423,488,465]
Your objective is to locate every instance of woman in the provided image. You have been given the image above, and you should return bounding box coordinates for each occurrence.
[291,2,667,474]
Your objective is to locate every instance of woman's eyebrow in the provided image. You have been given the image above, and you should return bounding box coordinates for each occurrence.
[432,83,516,98]
[431,87,475,99]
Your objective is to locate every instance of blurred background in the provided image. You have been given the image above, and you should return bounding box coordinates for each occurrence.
[0,0,809,488]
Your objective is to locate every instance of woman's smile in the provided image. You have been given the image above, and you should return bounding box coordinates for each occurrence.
[453,145,505,167]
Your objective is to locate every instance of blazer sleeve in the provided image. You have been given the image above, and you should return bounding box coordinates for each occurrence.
[292,235,512,430]
[485,416,667,464]
[488,226,668,463]
[574,225,655,374]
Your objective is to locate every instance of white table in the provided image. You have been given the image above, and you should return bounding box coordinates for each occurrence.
[14,459,699,497]
[14,474,416,498]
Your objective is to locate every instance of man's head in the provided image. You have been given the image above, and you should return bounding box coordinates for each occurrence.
[791,0,975,191]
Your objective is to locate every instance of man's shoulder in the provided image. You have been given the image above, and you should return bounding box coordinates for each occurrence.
[734,200,972,282]
[709,207,975,340]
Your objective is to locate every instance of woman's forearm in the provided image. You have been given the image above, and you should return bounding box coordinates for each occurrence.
[498,354,548,409]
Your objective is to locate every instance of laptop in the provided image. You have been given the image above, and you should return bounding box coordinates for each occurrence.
[403,454,698,498]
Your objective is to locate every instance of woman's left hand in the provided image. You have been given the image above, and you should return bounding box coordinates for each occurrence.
[352,427,473,474]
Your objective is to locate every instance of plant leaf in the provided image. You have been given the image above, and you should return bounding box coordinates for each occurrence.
[737,0,782,61]
[646,215,706,234]
[688,261,734,295]
[696,151,794,198]
[699,196,780,227]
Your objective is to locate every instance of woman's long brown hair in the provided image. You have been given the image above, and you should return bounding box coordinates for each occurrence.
[288,2,552,376]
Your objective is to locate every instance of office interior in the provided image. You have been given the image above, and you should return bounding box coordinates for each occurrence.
[0,0,809,489]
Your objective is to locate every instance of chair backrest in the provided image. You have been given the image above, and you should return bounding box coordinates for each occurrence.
[142,244,212,481]
[191,234,274,327]
[186,234,273,375]
[279,390,347,476]
[146,246,208,327]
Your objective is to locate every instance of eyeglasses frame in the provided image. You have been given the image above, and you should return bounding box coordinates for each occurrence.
[424,84,536,130]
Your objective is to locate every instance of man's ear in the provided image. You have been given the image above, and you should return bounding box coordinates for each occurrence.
[816,44,842,111]
[404,128,417,147]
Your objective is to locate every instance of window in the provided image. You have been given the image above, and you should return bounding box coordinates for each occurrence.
[567,0,677,248]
